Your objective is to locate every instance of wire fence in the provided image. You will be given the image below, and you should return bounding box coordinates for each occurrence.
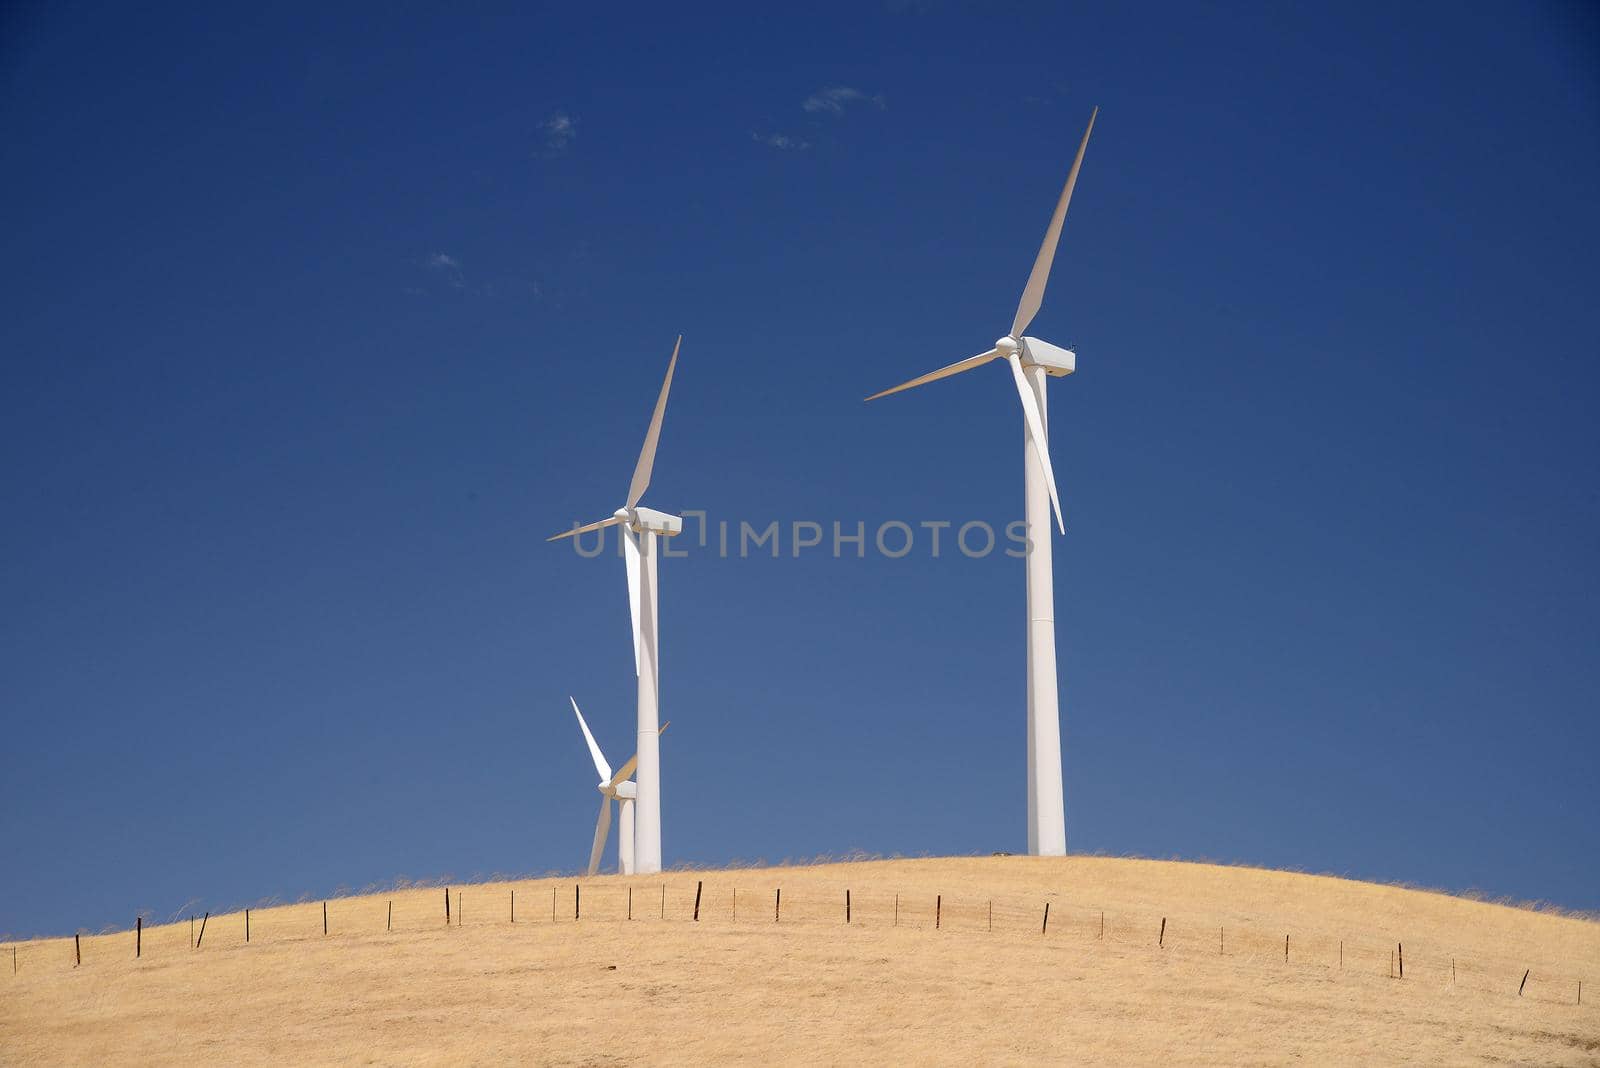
[4,878,1591,1011]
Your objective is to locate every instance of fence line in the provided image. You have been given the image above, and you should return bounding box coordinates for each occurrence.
[3,880,1592,1009]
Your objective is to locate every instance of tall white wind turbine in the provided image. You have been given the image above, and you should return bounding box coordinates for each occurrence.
[549,337,682,874]
[566,696,669,876]
[865,108,1097,857]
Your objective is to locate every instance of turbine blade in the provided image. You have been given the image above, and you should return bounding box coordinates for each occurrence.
[1006,353,1065,534]
[1011,107,1098,339]
[864,348,1000,403]
[626,336,680,509]
[587,795,612,877]
[569,697,613,783]
[623,528,642,675]
[548,515,623,542]
[609,753,639,789]
[604,723,663,789]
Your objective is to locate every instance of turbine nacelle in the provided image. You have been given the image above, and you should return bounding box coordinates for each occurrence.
[1019,336,1076,378]
[627,506,683,537]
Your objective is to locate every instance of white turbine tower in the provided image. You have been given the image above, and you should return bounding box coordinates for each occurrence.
[549,337,682,874]
[865,108,1097,857]
[567,696,669,876]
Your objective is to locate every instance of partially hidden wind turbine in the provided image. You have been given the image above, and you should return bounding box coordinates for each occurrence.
[548,337,682,875]
[567,696,669,876]
[865,108,1098,857]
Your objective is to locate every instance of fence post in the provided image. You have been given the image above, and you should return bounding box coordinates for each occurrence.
[323,902,328,936]
[775,889,781,922]
[627,887,632,921]
[936,895,941,930]
[387,902,391,932]
[693,881,703,922]
[136,917,141,958]
[1159,917,1166,947]
[1285,934,1289,963]
[246,909,251,943]
[511,891,515,924]
[1042,903,1050,935]
[575,885,580,922]
[445,888,451,925]
[1398,943,1403,978]
[553,886,557,922]
[75,934,80,968]
[1519,969,1529,996]
[196,912,209,949]
[846,890,851,924]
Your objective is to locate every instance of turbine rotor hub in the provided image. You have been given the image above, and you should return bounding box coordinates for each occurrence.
[995,336,1020,357]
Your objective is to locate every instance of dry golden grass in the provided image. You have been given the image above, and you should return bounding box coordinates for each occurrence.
[2,856,1597,1065]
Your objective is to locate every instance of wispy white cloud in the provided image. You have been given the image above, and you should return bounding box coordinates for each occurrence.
[539,112,577,156]
[801,86,886,115]
[409,252,544,301]
[752,131,811,151]
[425,251,467,289]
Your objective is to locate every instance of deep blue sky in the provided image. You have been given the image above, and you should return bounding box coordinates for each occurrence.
[3,2,1597,937]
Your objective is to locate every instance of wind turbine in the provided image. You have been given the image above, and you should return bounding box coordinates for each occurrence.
[567,696,669,876]
[865,108,1098,857]
[548,337,682,875]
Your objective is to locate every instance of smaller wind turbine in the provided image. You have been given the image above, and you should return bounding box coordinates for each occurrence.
[567,696,669,876]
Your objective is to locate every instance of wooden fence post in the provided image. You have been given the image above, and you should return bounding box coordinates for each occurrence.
[1159,917,1166,947]
[846,890,851,924]
[1285,934,1289,963]
[246,909,251,943]
[511,891,515,924]
[1398,943,1403,978]
[387,902,391,932]
[136,917,141,958]
[1042,903,1050,935]
[196,912,209,949]
[693,881,703,922]
[575,885,580,922]
[322,902,328,936]
[775,889,781,922]
[936,895,941,930]
[627,887,632,921]
[1519,969,1529,996]
[75,934,80,968]
[445,888,451,925]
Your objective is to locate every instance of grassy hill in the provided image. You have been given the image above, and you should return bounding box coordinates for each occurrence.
[3,856,1596,1065]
